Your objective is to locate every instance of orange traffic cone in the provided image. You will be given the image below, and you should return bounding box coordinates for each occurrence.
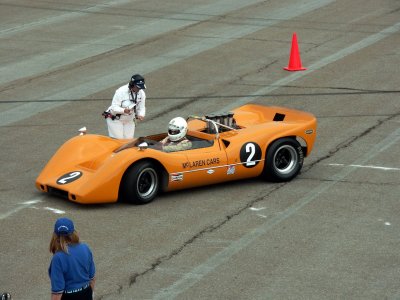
[284,32,307,71]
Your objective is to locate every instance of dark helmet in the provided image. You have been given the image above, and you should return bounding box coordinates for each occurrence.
[1,292,11,300]
[129,74,146,90]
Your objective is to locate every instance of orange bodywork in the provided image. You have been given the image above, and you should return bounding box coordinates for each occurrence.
[35,104,317,204]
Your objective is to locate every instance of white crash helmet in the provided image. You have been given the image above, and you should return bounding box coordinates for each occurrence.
[168,117,188,142]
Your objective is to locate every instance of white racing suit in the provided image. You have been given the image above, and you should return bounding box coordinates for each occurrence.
[106,84,146,139]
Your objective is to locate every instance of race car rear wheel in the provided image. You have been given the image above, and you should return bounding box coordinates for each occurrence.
[120,161,160,204]
[263,138,304,182]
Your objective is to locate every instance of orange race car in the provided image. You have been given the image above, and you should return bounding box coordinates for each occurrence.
[36,104,317,204]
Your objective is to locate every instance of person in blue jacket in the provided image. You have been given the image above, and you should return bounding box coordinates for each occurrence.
[48,218,96,300]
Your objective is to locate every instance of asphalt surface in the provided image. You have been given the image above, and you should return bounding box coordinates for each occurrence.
[1,0,399,299]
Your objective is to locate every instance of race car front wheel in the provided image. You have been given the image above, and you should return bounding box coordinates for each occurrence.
[263,137,304,182]
[120,161,160,204]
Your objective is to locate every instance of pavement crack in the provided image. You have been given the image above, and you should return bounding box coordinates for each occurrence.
[98,285,122,300]
[93,100,400,299]
[100,183,285,298]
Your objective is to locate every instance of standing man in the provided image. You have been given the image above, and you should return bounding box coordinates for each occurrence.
[104,74,146,139]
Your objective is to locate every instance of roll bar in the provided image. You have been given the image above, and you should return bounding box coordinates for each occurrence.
[187,115,237,139]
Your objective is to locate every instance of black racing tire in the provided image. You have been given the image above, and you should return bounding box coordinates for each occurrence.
[120,161,160,204]
[263,138,304,182]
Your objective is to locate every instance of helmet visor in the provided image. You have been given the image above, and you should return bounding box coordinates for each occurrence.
[168,129,180,135]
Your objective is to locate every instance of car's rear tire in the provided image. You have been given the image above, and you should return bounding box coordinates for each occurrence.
[263,138,304,182]
[120,161,160,204]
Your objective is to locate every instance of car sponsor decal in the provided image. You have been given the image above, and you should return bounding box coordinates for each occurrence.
[182,157,220,169]
[170,173,184,182]
[56,171,82,185]
[227,165,235,175]
[207,169,215,175]
[240,142,262,168]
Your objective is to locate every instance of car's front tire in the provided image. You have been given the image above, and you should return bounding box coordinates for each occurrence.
[120,161,160,204]
[263,138,304,181]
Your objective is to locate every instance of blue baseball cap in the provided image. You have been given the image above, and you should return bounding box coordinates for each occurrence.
[54,218,75,235]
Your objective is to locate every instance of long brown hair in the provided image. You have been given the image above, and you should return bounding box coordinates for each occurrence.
[49,231,80,254]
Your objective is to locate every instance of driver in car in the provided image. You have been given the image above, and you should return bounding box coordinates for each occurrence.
[114,117,192,153]
[160,117,192,152]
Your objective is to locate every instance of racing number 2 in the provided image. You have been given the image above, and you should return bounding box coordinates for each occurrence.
[245,143,256,166]
[56,171,82,185]
[240,142,262,168]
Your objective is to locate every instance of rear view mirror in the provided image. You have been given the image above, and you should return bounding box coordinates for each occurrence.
[138,142,148,150]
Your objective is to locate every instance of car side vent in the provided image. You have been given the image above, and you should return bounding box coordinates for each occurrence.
[222,139,230,148]
[273,113,285,121]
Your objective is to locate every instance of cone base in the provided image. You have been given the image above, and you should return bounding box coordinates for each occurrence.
[284,66,307,71]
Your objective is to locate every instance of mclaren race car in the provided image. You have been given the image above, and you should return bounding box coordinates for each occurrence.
[36,104,317,204]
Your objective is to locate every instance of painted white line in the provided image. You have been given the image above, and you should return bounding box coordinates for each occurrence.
[329,163,400,171]
[0,199,42,220]
[222,21,400,112]
[43,207,65,214]
[0,0,335,126]
[249,207,266,211]
[152,125,400,298]
[0,0,275,85]
[378,219,392,226]
[1,199,66,219]
[0,0,136,37]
